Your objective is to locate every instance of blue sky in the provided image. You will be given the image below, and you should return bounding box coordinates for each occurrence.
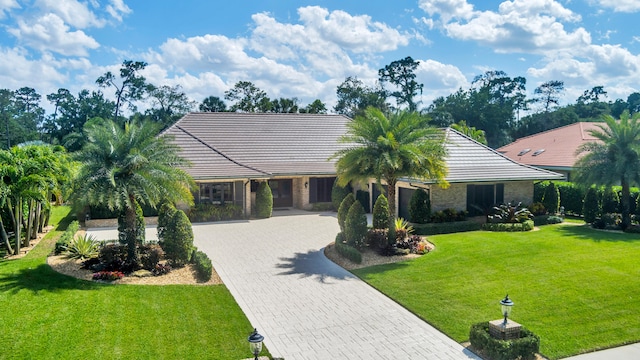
[1,0,639,113]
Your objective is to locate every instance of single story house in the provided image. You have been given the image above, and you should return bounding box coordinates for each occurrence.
[497,122,604,181]
[164,112,563,217]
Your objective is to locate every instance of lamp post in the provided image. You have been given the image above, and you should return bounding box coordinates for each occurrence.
[500,294,514,325]
[248,328,264,360]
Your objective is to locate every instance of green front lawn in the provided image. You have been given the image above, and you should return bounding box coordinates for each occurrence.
[354,224,640,359]
[0,206,262,359]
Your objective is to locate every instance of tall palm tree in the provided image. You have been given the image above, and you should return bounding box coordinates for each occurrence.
[73,119,194,265]
[332,107,448,235]
[574,112,640,228]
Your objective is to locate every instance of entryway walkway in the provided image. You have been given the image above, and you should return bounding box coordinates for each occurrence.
[192,212,479,360]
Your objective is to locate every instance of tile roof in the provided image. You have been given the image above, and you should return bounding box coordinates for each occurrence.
[162,112,352,180]
[497,122,604,169]
[407,128,563,184]
[165,112,563,183]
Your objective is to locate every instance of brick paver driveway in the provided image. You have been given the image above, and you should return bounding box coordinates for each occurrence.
[193,211,479,360]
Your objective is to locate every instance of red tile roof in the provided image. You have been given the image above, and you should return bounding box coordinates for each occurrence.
[497,122,605,169]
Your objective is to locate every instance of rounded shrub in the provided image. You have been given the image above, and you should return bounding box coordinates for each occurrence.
[372,194,389,229]
[583,187,599,223]
[337,193,355,232]
[255,181,273,218]
[409,188,430,224]
[192,250,213,282]
[345,201,368,249]
[601,186,619,214]
[161,209,194,267]
[542,182,560,215]
[331,181,351,211]
[157,201,177,244]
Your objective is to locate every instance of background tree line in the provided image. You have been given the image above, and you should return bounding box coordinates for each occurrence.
[3,58,640,151]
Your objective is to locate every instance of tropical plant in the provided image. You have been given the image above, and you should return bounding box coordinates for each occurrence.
[255,181,273,218]
[372,194,389,229]
[575,112,640,228]
[409,188,430,224]
[344,201,367,250]
[64,234,100,260]
[487,203,533,224]
[337,193,355,232]
[72,119,194,266]
[332,107,448,242]
[394,217,414,242]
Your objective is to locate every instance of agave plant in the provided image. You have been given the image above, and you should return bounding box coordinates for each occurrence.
[394,218,415,242]
[64,234,101,260]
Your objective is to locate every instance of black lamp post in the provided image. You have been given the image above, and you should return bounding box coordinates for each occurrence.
[248,328,264,360]
[500,294,514,325]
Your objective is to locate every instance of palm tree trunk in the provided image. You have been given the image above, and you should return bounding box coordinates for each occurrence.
[35,201,42,234]
[24,199,34,246]
[125,194,140,267]
[14,196,21,254]
[386,178,397,248]
[0,216,13,255]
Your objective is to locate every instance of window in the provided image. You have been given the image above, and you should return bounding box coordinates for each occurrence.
[467,184,504,215]
[199,182,234,204]
[309,177,335,203]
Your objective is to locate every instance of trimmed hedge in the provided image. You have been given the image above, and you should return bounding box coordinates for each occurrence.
[413,221,482,235]
[482,220,534,232]
[187,203,243,222]
[542,182,560,214]
[334,233,362,263]
[469,322,540,360]
[372,194,389,229]
[192,250,213,282]
[337,193,356,232]
[161,209,194,266]
[331,182,351,211]
[345,201,367,250]
[533,215,563,226]
[409,188,430,224]
[355,190,370,213]
[583,187,599,223]
[255,181,273,218]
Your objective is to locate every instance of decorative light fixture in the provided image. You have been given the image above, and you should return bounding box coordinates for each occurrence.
[304,181,308,189]
[500,294,514,325]
[248,328,264,360]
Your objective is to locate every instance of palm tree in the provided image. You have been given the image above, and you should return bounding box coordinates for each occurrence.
[574,112,640,228]
[332,107,448,236]
[73,119,194,265]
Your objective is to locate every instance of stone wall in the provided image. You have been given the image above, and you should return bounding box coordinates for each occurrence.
[504,181,533,204]
[431,183,467,212]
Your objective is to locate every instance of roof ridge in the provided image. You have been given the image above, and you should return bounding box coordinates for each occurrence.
[175,124,271,176]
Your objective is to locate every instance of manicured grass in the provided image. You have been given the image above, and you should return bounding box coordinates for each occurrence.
[354,224,640,359]
[0,206,263,359]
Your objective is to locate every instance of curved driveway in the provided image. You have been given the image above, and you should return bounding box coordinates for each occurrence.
[193,211,479,360]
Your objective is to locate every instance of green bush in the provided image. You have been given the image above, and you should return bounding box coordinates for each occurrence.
[534,215,563,226]
[542,182,560,214]
[310,202,334,211]
[355,190,370,213]
[344,202,368,250]
[372,194,389,229]
[624,224,640,233]
[583,187,599,223]
[157,202,177,243]
[413,221,482,235]
[430,208,468,223]
[601,187,619,214]
[64,234,100,260]
[140,244,164,271]
[255,181,273,218]
[334,234,362,264]
[161,209,194,267]
[469,322,540,360]
[55,220,80,255]
[337,193,355,232]
[331,182,351,211]
[192,250,213,282]
[409,188,430,224]
[556,182,584,215]
[187,203,243,222]
[118,200,145,245]
[366,228,388,249]
[482,220,534,232]
[529,202,546,216]
[533,181,546,203]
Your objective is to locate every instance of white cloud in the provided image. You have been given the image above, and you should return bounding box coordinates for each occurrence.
[416,59,469,104]
[441,0,590,54]
[8,13,100,56]
[34,0,105,28]
[594,0,640,13]
[0,0,19,19]
[418,0,475,21]
[106,0,131,22]
[0,47,67,91]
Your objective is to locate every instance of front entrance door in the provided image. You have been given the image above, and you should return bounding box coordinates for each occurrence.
[269,179,293,208]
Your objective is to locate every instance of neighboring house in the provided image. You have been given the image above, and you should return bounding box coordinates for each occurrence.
[497,122,604,181]
[164,112,563,218]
